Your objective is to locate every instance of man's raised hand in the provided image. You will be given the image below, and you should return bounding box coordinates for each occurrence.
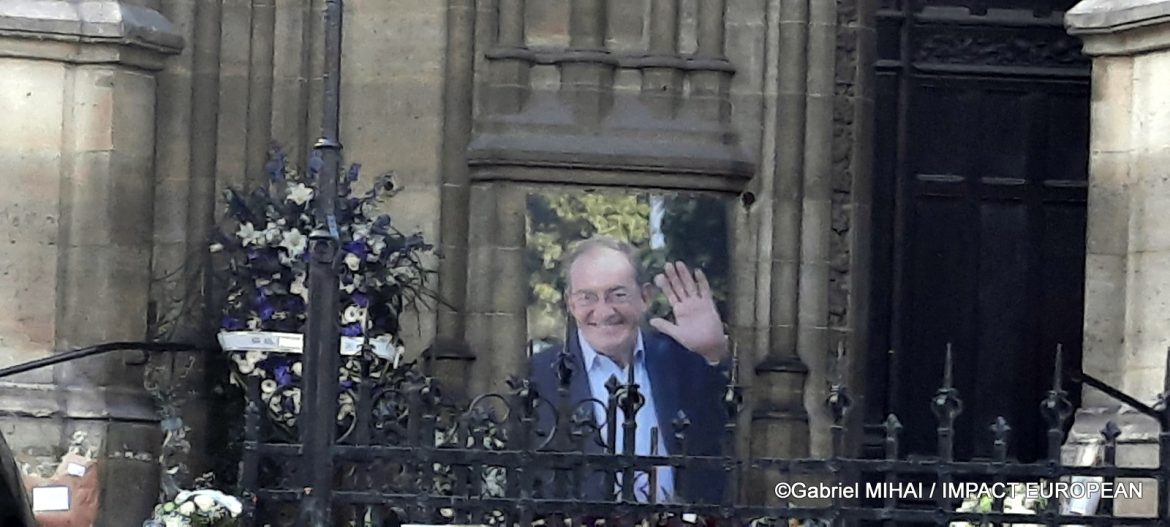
[649,262,729,364]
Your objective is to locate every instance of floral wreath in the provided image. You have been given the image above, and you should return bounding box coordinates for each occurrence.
[211,147,434,431]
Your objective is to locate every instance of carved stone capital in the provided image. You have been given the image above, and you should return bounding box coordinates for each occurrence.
[0,0,183,69]
[1067,0,1170,56]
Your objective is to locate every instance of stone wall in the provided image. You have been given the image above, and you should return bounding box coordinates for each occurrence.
[1065,0,1170,517]
[146,0,877,507]
[426,0,877,504]
[0,1,182,524]
[0,0,879,519]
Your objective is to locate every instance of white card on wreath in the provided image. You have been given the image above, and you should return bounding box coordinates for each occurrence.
[218,331,399,359]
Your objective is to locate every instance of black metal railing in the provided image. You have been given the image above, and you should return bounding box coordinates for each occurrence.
[0,341,201,527]
[0,341,201,381]
[236,340,1170,527]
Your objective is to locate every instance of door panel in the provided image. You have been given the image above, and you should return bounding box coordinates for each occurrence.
[868,1,1089,463]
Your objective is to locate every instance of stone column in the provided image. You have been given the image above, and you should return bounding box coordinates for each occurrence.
[1065,0,1170,517]
[0,1,181,525]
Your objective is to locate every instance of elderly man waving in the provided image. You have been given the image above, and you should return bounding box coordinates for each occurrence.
[529,236,731,505]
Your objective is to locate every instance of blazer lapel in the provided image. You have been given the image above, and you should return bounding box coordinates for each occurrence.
[642,330,683,455]
[564,331,593,411]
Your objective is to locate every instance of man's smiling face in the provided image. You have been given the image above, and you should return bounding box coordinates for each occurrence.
[566,247,650,361]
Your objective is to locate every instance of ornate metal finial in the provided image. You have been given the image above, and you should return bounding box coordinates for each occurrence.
[570,406,596,436]
[605,374,621,396]
[991,417,1011,460]
[1041,345,1073,429]
[884,414,902,437]
[943,342,954,389]
[723,384,744,420]
[931,344,963,423]
[1101,420,1121,444]
[991,416,1012,442]
[672,410,691,444]
[1052,344,1064,391]
[883,414,903,459]
[506,375,540,412]
[616,374,645,418]
[555,347,575,389]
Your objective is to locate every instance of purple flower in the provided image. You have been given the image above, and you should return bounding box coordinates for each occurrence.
[273,364,294,386]
[343,241,368,259]
[340,323,363,337]
[221,316,245,330]
[259,303,276,321]
[265,147,286,182]
[284,296,305,313]
[351,292,369,307]
[340,380,355,391]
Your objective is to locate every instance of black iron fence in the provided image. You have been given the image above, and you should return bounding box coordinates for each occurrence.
[237,342,1170,527]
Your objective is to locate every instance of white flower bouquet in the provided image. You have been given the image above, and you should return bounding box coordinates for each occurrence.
[143,489,243,527]
[949,482,1047,527]
[210,147,434,428]
[212,146,433,343]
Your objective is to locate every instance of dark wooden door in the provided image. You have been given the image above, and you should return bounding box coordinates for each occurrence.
[867,0,1089,463]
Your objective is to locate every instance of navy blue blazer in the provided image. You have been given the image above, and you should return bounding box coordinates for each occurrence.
[527,327,730,504]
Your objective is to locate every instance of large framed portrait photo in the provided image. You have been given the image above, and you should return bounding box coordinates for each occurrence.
[521,187,736,504]
[524,189,733,353]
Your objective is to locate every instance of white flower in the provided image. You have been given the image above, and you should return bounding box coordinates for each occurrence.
[340,273,362,294]
[286,183,314,205]
[290,273,308,302]
[235,223,264,246]
[338,401,355,420]
[221,495,243,516]
[370,237,387,257]
[261,379,277,394]
[291,362,302,376]
[163,516,187,527]
[209,242,224,253]
[280,229,308,258]
[192,494,215,512]
[178,501,196,516]
[352,224,370,241]
[342,305,367,324]
[231,351,266,375]
[344,253,361,271]
[263,222,281,244]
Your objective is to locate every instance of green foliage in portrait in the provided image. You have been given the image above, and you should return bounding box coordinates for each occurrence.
[525,191,731,346]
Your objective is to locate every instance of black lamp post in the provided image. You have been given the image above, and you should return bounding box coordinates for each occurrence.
[300,0,344,524]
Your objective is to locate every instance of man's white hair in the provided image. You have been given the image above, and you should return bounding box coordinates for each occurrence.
[561,236,644,292]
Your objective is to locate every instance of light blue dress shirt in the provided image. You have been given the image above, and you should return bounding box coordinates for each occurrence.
[578,329,676,503]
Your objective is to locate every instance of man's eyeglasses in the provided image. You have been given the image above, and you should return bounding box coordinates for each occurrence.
[568,287,633,308]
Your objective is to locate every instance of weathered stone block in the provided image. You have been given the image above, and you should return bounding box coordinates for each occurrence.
[1089,56,1133,153]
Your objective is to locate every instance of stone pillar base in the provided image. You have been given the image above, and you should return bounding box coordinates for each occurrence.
[0,1,181,525]
[1062,407,1160,517]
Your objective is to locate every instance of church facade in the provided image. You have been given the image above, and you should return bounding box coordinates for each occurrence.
[0,0,1167,524]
